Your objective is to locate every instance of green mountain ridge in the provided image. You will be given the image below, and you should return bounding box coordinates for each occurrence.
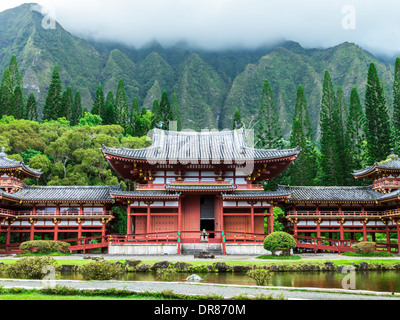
[0,3,396,135]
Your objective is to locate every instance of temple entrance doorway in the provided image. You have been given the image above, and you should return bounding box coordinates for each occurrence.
[200,196,215,238]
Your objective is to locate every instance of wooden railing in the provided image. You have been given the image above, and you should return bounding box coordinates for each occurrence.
[14,210,113,217]
[287,210,383,217]
[373,179,400,190]
[0,208,17,217]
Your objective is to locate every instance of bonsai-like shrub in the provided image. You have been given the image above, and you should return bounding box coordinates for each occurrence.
[155,264,178,282]
[19,240,70,254]
[247,267,273,286]
[78,260,124,280]
[3,257,61,279]
[263,232,296,256]
[351,241,376,254]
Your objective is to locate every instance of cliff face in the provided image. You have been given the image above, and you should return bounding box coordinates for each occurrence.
[0,4,395,134]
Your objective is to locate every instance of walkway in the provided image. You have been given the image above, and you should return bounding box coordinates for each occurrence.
[0,278,398,300]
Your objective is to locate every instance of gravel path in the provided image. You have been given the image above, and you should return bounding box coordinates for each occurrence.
[0,278,399,300]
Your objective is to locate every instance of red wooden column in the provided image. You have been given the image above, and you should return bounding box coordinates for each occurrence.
[316,220,321,245]
[250,203,255,234]
[339,220,344,241]
[269,205,274,234]
[178,198,182,255]
[6,222,11,250]
[127,204,132,235]
[363,220,368,241]
[54,220,59,241]
[30,220,35,241]
[146,203,151,234]
[78,219,83,239]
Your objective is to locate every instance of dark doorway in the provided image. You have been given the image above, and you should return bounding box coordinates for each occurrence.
[200,196,215,238]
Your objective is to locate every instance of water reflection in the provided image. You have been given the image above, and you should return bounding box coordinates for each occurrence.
[60,270,400,293]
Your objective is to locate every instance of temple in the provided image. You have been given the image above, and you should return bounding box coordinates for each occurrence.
[1,129,400,255]
[102,129,300,255]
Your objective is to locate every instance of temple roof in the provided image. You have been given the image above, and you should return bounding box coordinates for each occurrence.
[278,185,381,202]
[0,148,42,178]
[221,190,291,199]
[353,151,400,178]
[110,190,181,199]
[102,129,300,164]
[11,185,122,203]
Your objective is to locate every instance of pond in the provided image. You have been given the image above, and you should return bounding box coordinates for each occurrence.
[60,270,400,293]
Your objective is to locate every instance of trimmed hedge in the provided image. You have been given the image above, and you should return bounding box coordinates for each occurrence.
[263,232,296,255]
[2,257,61,279]
[78,260,124,280]
[19,240,70,254]
[351,241,376,254]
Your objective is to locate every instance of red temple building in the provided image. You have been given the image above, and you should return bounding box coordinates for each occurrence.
[102,129,300,255]
[1,129,399,255]
[0,147,120,253]
[280,149,400,253]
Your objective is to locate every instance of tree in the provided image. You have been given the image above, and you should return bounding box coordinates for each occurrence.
[232,108,243,130]
[255,79,283,149]
[11,85,24,119]
[319,70,346,185]
[345,87,365,172]
[8,55,23,89]
[103,91,115,125]
[0,68,14,116]
[43,64,63,121]
[25,93,38,121]
[70,90,82,126]
[289,85,317,185]
[364,62,392,164]
[91,84,105,118]
[152,99,161,128]
[159,90,173,130]
[59,86,73,120]
[114,79,128,126]
[393,57,400,153]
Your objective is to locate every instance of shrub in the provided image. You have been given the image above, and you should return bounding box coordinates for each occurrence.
[78,260,124,280]
[155,264,178,282]
[263,232,296,256]
[351,241,376,254]
[247,267,273,286]
[3,257,61,279]
[19,240,70,254]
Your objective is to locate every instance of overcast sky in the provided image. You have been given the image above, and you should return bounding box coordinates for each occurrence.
[1,0,400,57]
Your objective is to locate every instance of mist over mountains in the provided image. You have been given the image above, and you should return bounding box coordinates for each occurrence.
[0,3,396,135]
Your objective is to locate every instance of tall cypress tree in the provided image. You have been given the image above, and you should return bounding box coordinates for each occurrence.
[345,87,365,176]
[152,99,161,129]
[319,70,346,185]
[364,62,392,164]
[0,68,13,116]
[9,55,23,89]
[91,83,105,117]
[159,90,173,130]
[59,86,73,120]
[12,85,24,119]
[70,90,82,126]
[255,79,283,149]
[25,93,38,121]
[103,91,115,125]
[393,57,400,153]
[232,108,243,130]
[289,85,317,186]
[43,63,63,121]
[115,79,128,126]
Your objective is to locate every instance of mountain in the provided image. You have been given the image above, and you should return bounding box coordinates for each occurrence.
[0,3,396,135]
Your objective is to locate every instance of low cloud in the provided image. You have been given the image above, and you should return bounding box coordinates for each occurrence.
[3,0,400,56]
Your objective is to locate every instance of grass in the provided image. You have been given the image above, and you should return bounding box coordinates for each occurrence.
[341,251,394,257]
[256,255,302,260]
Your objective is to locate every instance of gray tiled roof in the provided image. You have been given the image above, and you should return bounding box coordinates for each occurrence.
[110,191,181,198]
[378,189,400,201]
[13,185,121,202]
[222,190,291,198]
[166,184,237,191]
[102,129,300,163]
[0,155,42,176]
[353,157,400,177]
[278,185,381,202]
